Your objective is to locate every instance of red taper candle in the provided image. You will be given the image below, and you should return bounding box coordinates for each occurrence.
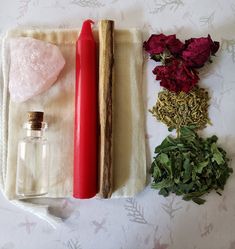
[73,20,98,198]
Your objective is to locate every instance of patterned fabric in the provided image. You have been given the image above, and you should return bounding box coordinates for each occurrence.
[0,0,235,249]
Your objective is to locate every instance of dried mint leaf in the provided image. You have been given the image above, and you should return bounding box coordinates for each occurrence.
[150,126,233,204]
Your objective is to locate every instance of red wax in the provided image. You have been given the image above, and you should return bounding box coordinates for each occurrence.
[73,20,98,199]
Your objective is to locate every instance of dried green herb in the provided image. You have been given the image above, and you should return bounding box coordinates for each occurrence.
[150,86,210,131]
[150,126,233,204]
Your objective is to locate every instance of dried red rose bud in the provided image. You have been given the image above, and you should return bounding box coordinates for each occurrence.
[143,33,184,57]
[165,34,185,56]
[143,34,166,55]
[182,35,220,68]
[153,59,199,93]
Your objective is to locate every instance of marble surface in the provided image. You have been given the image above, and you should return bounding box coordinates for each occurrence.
[1,0,235,248]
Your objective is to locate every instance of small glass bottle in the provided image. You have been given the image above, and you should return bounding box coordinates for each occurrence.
[16,111,49,197]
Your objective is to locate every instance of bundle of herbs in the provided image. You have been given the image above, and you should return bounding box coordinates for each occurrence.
[150,126,233,204]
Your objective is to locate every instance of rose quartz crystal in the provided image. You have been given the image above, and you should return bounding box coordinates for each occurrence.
[9,37,65,102]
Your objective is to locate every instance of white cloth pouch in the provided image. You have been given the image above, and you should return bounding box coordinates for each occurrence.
[0,28,146,201]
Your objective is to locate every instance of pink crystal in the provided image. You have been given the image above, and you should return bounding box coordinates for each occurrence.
[9,37,65,103]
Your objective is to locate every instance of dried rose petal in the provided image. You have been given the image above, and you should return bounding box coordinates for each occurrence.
[153,59,199,93]
[182,35,220,68]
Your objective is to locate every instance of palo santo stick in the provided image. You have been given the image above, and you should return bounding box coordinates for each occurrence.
[98,20,114,198]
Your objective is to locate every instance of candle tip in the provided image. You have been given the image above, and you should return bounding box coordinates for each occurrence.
[79,19,94,38]
[85,19,94,25]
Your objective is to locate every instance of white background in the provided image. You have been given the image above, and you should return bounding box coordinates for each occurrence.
[1,0,235,249]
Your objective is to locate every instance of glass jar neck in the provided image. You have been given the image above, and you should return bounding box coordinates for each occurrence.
[26,129,44,137]
[24,121,47,137]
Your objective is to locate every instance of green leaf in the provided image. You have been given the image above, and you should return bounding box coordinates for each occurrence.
[180,126,197,141]
[151,178,173,189]
[158,146,179,153]
[158,153,170,164]
[192,197,206,205]
[211,143,225,165]
[183,158,192,182]
[195,160,209,174]
[183,191,207,200]
[159,188,169,197]
[168,127,174,132]
[155,136,178,153]
[152,164,161,179]
[155,137,171,153]
[157,153,172,177]
[178,182,194,193]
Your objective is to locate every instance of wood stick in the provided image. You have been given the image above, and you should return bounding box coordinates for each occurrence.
[98,20,114,198]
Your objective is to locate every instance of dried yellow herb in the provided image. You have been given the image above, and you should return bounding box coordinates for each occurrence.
[150,86,210,130]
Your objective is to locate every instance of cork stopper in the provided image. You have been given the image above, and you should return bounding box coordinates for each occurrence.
[27,111,44,130]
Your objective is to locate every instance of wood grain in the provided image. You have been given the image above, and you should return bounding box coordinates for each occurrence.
[98,20,114,198]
